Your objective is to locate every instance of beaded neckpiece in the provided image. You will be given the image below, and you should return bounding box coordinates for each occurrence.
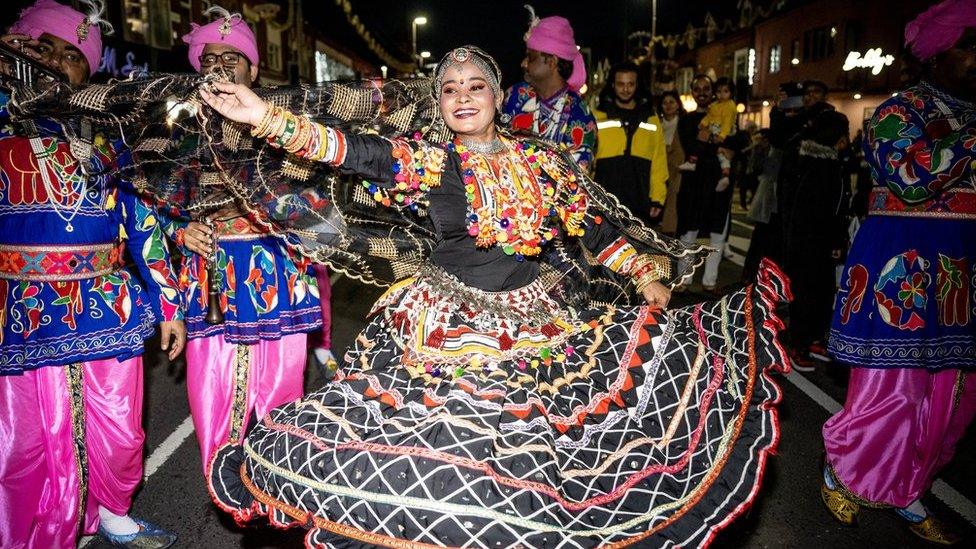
[449,136,587,261]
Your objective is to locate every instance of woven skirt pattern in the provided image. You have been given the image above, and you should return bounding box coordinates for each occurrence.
[209,261,790,548]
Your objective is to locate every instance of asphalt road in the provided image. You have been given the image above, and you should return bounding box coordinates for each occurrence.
[82,211,976,548]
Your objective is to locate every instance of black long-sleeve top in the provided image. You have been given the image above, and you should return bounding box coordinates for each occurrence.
[338,134,638,292]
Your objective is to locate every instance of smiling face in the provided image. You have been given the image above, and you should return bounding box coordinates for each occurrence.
[692,77,713,110]
[439,61,499,141]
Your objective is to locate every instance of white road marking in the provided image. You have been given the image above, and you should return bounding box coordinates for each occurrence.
[143,416,196,479]
[784,370,843,414]
[80,266,344,547]
[931,480,976,526]
[78,416,197,547]
[727,235,751,255]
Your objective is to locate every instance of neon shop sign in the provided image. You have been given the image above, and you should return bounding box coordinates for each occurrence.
[843,48,895,75]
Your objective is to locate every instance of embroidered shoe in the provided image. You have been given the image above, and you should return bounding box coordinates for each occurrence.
[97,517,177,548]
[896,511,963,545]
[820,467,860,526]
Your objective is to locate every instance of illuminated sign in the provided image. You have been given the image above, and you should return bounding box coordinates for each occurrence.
[98,46,148,78]
[843,48,894,75]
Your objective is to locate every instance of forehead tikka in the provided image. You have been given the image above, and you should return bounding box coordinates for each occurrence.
[452,48,470,63]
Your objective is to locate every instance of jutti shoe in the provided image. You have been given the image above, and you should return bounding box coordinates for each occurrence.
[97,517,177,548]
[896,509,963,546]
[820,466,860,526]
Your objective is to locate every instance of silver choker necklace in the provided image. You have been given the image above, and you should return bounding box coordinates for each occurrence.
[460,138,506,155]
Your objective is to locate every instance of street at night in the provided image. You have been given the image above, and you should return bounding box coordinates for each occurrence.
[2,0,975,548]
[75,211,976,548]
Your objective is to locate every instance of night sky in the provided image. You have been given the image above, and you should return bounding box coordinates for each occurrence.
[0,0,748,87]
[307,0,744,87]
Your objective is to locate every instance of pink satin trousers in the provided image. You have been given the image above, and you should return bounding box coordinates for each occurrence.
[185,333,307,472]
[823,367,976,507]
[0,357,144,548]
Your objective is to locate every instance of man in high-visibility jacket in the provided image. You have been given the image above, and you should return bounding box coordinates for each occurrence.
[593,62,668,224]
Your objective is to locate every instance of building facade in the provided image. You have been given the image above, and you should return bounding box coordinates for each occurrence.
[672,0,933,135]
[97,0,375,84]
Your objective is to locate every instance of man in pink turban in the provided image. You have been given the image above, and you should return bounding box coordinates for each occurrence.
[502,6,596,171]
[819,1,976,545]
[0,1,184,548]
[162,6,327,479]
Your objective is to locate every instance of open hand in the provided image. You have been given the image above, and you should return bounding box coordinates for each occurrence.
[159,320,186,361]
[199,81,268,127]
[641,281,671,309]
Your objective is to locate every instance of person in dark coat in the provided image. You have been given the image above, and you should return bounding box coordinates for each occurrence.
[782,110,851,370]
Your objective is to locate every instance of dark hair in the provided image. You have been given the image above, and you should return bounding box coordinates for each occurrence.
[807,110,849,147]
[657,90,685,117]
[803,80,829,96]
[609,61,640,81]
[541,53,575,81]
[556,55,574,81]
[599,61,646,109]
[714,76,735,97]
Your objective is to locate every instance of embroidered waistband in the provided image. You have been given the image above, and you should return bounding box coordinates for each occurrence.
[214,216,268,239]
[869,187,976,219]
[0,242,124,281]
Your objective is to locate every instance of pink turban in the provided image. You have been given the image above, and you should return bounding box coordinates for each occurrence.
[8,0,107,76]
[181,11,259,72]
[904,0,976,61]
[524,14,587,92]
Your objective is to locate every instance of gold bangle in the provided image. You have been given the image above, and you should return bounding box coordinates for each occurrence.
[631,254,671,293]
[634,270,661,294]
[250,104,275,137]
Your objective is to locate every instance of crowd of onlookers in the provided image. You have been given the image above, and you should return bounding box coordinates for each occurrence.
[591,68,873,370]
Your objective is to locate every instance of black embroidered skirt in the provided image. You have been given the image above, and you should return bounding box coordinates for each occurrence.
[209,261,790,548]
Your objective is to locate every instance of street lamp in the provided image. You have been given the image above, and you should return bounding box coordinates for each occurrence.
[420,51,431,59]
[411,16,427,69]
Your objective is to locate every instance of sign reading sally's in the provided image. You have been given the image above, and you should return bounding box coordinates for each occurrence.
[843,48,895,75]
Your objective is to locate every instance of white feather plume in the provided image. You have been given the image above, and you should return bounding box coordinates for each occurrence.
[78,0,114,36]
[203,5,242,25]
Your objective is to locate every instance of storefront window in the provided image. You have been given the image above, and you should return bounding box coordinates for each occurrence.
[123,0,149,44]
[315,51,355,82]
[769,45,781,74]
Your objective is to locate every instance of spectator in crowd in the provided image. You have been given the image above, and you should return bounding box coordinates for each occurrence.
[740,127,769,209]
[781,110,851,371]
[675,74,733,294]
[657,90,686,234]
[592,61,668,224]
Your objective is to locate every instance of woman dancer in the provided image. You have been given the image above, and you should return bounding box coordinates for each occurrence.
[200,47,789,548]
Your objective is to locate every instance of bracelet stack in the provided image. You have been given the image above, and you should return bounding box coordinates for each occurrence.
[630,254,671,294]
[250,105,347,165]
